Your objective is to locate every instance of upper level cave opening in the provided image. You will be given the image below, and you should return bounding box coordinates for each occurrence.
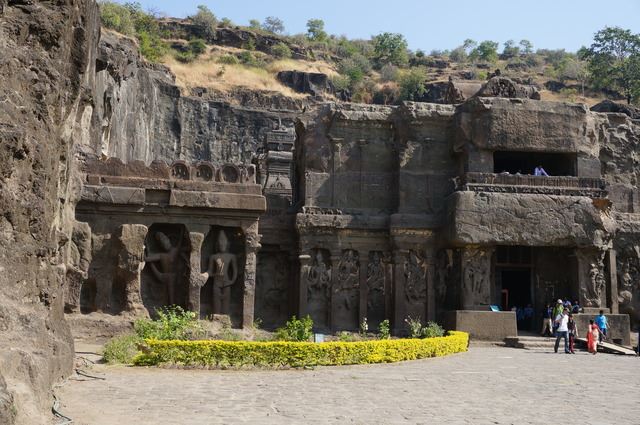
[493,151,577,176]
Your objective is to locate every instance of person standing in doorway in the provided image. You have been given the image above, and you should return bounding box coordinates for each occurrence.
[554,308,571,354]
[595,310,608,343]
[567,313,578,354]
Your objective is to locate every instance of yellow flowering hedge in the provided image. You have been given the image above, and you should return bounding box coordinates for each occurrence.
[133,331,468,368]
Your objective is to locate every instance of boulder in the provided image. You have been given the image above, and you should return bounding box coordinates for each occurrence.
[277,70,334,97]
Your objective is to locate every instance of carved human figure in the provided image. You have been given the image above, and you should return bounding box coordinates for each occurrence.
[462,248,490,308]
[307,250,331,326]
[435,250,452,306]
[144,229,186,306]
[583,262,605,307]
[334,250,359,328]
[205,230,238,315]
[404,251,426,304]
[367,251,386,323]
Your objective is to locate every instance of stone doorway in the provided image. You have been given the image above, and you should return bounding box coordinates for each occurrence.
[498,268,533,330]
[495,246,534,331]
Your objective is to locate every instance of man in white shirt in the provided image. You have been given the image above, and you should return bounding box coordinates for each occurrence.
[534,165,549,176]
[554,308,570,353]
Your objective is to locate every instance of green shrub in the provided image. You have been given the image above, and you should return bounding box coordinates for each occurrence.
[422,321,445,338]
[271,42,292,59]
[134,306,205,340]
[103,334,142,364]
[191,5,217,39]
[138,30,166,62]
[99,1,135,36]
[175,51,196,63]
[218,54,240,65]
[274,315,313,342]
[378,319,391,339]
[337,331,358,342]
[134,332,470,368]
[189,38,207,55]
[399,67,427,101]
[379,64,399,82]
[405,316,424,338]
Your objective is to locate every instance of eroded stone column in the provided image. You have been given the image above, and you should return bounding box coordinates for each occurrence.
[606,249,619,314]
[358,250,368,327]
[329,251,341,331]
[392,250,408,334]
[298,253,311,317]
[426,249,436,322]
[186,232,206,317]
[242,224,261,328]
[114,224,147,314]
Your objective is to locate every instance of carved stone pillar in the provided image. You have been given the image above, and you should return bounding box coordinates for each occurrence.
[392,250,408,334]
[298,253,311,317]
[329,251,341,331]
[576,249,608,313]
[606,249,619,314]
[186,232,206,317]
[114,224,147,314]
[426,249,436,322]
[242,226,261,328]
[358,250,368,327]
[460,246,493,310]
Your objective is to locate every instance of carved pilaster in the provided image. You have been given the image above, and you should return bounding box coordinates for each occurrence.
[187,232,206,317]
[298,254,311,317]
[114,224,147,314]
[329,252,341,331]
[426,249,436,322]
[358,250,368,327]
[242,226,261,328]
[392,250,408,333]
[607,249,619,314]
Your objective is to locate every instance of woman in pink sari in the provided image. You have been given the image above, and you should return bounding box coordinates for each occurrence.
[587,319,600,355]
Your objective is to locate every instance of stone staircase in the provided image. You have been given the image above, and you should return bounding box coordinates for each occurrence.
[504,335,559,351]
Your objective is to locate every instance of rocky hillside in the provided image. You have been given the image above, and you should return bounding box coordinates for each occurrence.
[0,1,100,423]
[96,5,621,107]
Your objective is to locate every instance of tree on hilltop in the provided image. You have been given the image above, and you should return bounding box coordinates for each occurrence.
[581,26,640,104]
[372,32,409,67]
[191,5,217,40]
[263,16,285,34]
[306,19,327,41]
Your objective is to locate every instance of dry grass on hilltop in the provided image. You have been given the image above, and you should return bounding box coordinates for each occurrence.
[161,45,337,97]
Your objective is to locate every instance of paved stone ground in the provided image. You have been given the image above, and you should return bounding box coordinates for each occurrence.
[55,345,640,425]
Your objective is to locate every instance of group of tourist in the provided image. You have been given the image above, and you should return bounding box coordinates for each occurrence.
[543,299,609,354]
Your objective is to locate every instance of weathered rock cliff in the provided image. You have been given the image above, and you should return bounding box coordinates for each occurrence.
[0,1,100,423]
[92,31,304,166]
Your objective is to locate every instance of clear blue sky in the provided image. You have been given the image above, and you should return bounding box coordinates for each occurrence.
[124,0,640,52]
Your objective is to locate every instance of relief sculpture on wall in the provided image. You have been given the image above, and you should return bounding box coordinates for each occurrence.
[367,251,386,326]
[617,245,640,322]
[583,261,606,307]
[334,250,359,330]
[307,249,331,329]
[404,250,427,321]
[144,227,189,308]
[204,230,238,315]
[461,247,491,309]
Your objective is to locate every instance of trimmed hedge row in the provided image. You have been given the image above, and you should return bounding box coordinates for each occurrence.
[133,331,469,368]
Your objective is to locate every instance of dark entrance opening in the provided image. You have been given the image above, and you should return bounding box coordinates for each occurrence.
[493,151,577,176]
[499,268,533,330]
